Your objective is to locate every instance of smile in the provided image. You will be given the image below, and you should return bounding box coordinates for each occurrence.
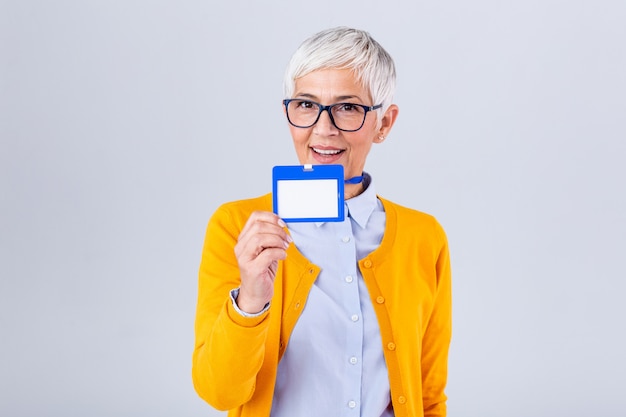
[312,147,344,155]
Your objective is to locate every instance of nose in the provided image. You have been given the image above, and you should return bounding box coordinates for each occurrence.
[313,108,339,135]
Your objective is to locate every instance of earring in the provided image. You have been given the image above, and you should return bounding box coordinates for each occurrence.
[378,135,386,142]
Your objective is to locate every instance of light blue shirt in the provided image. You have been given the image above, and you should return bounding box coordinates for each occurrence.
[270,174,394,417]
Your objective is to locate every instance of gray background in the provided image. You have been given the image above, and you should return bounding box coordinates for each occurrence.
[1,1,625,416]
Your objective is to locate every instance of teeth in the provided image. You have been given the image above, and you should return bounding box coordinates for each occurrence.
[313,148,342,155]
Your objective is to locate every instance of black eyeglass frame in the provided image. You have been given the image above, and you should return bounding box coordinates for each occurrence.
[283,99,383,132]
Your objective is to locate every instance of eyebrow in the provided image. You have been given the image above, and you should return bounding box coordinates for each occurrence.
[294,93,365,103]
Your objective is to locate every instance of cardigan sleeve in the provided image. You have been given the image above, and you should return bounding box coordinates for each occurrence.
[192,204,271,411]
[421,221,452,417]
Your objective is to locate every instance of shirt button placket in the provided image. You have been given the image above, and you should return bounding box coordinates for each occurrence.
[337,221,361,414]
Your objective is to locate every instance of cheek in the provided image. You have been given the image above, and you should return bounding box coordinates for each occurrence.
[289,127,309,145]
[350,133,376,153]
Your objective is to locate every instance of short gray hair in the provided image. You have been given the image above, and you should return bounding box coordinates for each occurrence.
[283,27,396,117]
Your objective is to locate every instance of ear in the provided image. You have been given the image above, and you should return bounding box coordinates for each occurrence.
[376,104,399,142]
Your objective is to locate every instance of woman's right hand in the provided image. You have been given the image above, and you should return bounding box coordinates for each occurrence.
[234,211,292,314]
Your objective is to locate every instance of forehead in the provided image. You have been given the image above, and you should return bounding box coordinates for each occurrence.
[293,68,371,102]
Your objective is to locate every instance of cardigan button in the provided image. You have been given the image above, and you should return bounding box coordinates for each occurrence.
[376,296,385,304]
[398,395,406,404]
[363,260,372,268]
[387,342,396,351]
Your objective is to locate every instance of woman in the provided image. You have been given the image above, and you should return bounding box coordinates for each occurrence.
[192,27,452,417]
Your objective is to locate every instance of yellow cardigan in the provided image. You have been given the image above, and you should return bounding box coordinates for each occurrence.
[192,193,452,417]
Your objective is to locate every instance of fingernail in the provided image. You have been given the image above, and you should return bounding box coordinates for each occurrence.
[278,219,286,228]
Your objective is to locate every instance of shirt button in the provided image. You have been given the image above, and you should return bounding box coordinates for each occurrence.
[376,296,385,304]
[345,275,354,283]
[387,342,396,351]
[351,314,359,322]
[341,236,350,243]
[349,356,358,364]
[348,400,357,409]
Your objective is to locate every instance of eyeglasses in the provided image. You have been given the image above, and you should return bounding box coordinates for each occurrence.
[283,99,382,132]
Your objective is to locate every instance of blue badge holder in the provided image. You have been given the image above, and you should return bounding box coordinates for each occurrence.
[272,164,345,222]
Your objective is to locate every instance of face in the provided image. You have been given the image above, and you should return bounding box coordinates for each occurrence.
[286,68,398,184]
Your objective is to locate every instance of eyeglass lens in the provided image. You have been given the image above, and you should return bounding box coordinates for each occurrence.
[286,100,367,131]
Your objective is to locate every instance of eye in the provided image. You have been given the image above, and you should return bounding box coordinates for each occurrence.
[336,103,362,113]
[294,100,316,110]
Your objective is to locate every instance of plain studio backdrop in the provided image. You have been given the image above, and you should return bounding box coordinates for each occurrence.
[1,1,625,416]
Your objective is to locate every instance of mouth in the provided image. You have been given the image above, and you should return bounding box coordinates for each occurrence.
[311,147,344,156]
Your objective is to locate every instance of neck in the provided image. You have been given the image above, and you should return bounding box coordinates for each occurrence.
[345,182,364,200]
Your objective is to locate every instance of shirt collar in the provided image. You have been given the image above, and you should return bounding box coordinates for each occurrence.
[345,172,377,229]
[312,172,377,229]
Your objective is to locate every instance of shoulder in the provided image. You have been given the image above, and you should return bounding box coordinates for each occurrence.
[378,196,447,243]
[378,196,440,225]
[216,193,272,215]
[209,193,273,230]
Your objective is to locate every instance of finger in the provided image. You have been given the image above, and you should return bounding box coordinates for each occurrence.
[253,247,288,267]
[237,222,292,259]
[268,260,278,276]
[239,248,286,282]
[239,225,291,249]
[235,239,287,264]
[237,250,287,282]
[235,232,290,261]
[239,211,286,240]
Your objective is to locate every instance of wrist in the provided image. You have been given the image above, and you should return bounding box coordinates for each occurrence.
[231,288,270,315]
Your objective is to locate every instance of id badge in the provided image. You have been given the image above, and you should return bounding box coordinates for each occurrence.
[272,164,345,222]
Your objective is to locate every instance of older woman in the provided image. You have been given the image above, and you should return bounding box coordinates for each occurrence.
[192,27,452,417]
